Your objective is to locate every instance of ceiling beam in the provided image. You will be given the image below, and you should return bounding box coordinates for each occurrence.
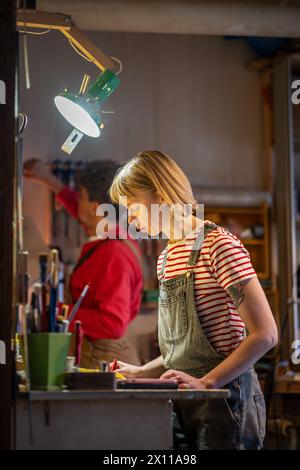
[37,0,300,38]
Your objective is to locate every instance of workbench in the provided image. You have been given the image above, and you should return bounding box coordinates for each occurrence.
[16,388,230,450]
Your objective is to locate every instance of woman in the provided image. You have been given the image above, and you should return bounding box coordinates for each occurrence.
[109,150,278,450]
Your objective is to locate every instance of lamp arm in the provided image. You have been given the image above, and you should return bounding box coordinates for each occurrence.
[16,9,115,72]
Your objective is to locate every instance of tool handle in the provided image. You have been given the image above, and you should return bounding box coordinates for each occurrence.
[61,304,69,320]
[62,319,69,333]
[68,283,90,324]
[75,320,83,367]
[49,288,57,332]
[39,253,49,332]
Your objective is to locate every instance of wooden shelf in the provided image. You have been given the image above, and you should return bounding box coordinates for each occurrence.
[275,379,300,394]
[242,239,265,246]
[205,203,270,281]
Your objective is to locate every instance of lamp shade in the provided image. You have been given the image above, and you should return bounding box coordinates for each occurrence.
[55,70,120,138]
[54,93,101,137]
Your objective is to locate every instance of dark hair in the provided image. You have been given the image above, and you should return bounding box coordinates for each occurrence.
[78,160,120,204]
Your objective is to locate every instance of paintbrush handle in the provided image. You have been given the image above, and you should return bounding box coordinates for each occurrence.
[75,321,83,367]
[68,283,90,324]
[39,253,49,332]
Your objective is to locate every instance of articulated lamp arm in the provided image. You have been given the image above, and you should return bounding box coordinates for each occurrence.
[16,9,115,72]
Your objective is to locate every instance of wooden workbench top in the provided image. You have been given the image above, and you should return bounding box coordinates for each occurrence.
[18,388,230,401]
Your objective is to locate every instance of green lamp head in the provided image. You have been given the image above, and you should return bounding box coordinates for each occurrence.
[54,70,120,138]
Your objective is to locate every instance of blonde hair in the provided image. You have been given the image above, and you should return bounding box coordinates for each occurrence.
[109,150,197,209]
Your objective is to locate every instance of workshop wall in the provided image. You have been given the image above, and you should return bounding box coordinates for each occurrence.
[21,31,263,246]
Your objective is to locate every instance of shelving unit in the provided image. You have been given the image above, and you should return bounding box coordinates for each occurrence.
[204,203,270,280]
[204,202,279,328]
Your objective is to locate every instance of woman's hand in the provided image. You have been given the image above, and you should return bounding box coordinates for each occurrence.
[160,370,214,390]
[108,360,144,378]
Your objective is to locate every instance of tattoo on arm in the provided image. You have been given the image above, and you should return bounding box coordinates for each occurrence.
[226,279,251,308]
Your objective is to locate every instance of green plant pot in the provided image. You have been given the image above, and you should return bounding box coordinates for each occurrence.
[28,333,71,390]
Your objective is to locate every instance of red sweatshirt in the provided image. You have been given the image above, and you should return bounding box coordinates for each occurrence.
[56,186,143,341]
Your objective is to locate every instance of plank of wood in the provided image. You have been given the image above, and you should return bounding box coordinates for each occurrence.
[0,0,16,451]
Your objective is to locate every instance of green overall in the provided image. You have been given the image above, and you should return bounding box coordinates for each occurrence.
[158,222,266,449]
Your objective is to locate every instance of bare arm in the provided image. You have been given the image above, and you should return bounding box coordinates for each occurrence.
[161,277,278,389]
[139,355,167,378]
[201,277,278,388]
[111,355,167,378]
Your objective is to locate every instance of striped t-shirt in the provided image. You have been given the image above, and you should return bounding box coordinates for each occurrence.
[157,221,257,356]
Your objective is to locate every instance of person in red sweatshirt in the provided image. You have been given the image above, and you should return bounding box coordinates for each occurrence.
[24,159,143,367]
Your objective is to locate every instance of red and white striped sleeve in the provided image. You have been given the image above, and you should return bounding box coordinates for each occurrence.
[209,231,257,290]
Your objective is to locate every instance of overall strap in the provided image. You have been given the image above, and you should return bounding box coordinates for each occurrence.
[159,248,168,277]
[187,222,219,268]
[73,241,104,273]
[158,222,219,277]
